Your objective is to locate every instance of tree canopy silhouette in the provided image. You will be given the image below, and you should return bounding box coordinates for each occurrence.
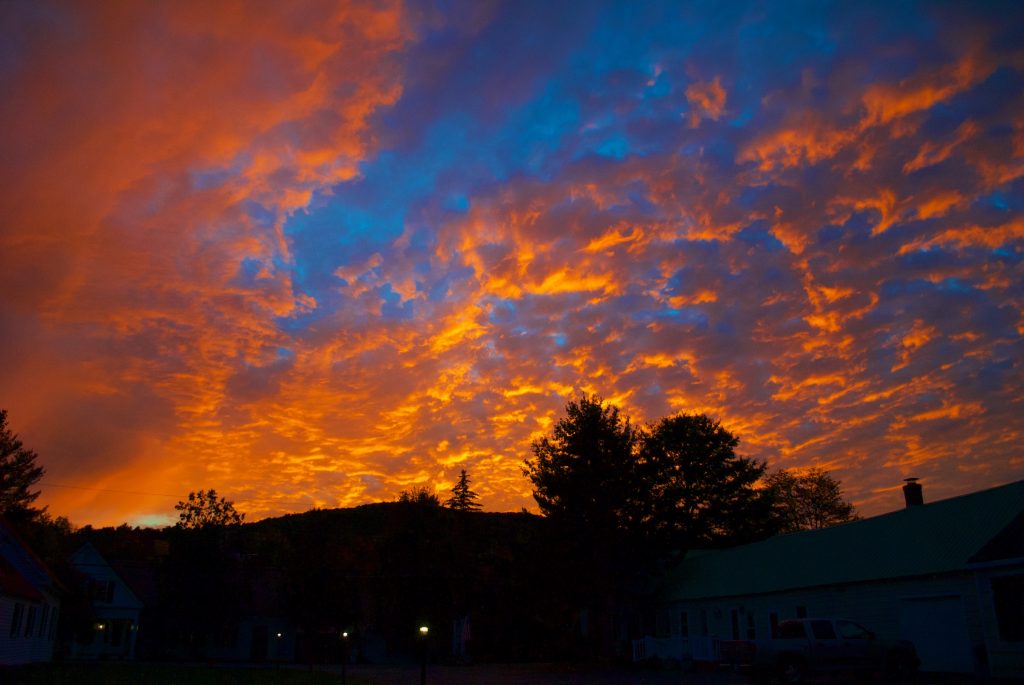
[639,413,775,549]
[0,409,46,520]
[524,395,641,537]
[445,469,481,511]
[174,489,244,529]
[398,485,441,506]
[524,396,777,554]
[765,467,857,532]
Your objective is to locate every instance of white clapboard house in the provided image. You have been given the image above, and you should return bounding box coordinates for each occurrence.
[634,479,1024,679]
[0,517,62,665]
[69,542,144,659]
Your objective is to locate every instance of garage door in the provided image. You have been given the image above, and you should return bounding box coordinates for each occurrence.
[899,595,974,673]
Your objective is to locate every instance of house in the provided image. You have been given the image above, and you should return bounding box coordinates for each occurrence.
[69,542,144,659]
[202,566,296,663]
[0,518,62,665]
[635,479,1024,679]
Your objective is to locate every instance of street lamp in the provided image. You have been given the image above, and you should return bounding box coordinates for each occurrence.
[340,631,349,685]
[419,625,429,685]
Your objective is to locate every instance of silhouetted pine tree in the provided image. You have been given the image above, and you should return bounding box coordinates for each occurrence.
[445,469,481,511]
[0,409,46,521]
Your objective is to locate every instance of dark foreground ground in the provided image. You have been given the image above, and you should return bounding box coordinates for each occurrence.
[3,662,1006,685]
[328,664,991,685]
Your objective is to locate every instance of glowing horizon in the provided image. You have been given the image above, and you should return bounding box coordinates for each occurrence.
[1,1,1022,527]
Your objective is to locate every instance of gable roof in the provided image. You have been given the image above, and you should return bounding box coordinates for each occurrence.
[667,480,1024,602]
[70,542,145,609]
[0,556,44,602]
[0,517,62,597]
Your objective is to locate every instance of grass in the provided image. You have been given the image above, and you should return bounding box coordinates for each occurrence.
[5,663,374,685]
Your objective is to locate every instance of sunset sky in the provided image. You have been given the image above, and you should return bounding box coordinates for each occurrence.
[2,1,1022,527]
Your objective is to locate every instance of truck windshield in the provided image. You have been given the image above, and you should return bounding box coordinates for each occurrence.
[836,620,871,640]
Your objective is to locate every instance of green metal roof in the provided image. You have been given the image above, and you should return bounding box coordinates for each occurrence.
[667,480,1024,601]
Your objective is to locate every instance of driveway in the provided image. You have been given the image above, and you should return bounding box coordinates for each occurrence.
[331,663,744,685]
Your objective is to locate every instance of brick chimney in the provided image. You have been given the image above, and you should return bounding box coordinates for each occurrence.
[902,477,924,507]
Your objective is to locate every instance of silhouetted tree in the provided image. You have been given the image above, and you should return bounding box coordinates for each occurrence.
[174,489,244,529]
[525,398,776,553]
[524,395,641,536]
[0,409,46,520]
[398,485,441,506]
[639,413,776,550]
[445,470,481,511]
[523,395,647,657]
[18,512,75,567]
[765,467,857,532]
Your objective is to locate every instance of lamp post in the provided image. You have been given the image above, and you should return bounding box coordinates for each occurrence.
[419,625,429,685]
[341,631,349,685]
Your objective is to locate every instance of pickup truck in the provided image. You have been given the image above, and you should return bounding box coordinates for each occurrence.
[719,617,919,683]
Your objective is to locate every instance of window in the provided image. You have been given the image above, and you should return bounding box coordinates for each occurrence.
[679,611,689,638]
[49,608,59,641]
[730,609,740,640]
[811,620,837,640]
[796,605,808,618]
[700,609,709,637]
[25,606,36,638]
[836,620,871,640]
[777,620,806,639]
[10,603,24,639]
[992,574,1024,642]
[746,611,756,639]
[770,612,780,638]
[39,605,48,638]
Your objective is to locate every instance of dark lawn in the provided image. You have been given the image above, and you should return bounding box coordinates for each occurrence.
[2,663,359,685]
[1,662,732,685]
[4,662,972,685]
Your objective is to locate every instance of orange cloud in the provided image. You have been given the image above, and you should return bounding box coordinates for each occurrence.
[0,1,410,524]
[686,76,727,127]
[899,218,1024,253]
[859,52,995,129]
[903,120,979,173]
[4,5,1021,528]
[738,115,855,171]
[739,48,998,174]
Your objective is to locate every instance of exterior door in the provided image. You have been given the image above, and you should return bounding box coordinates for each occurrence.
[899,595,974,673]
[250,624,269,662]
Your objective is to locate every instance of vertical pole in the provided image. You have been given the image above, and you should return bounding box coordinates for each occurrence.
[420,638,427,685]
[341,632,348,685]
[419,625,429,685]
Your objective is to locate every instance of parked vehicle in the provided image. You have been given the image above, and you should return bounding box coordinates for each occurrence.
[719,617,919,683]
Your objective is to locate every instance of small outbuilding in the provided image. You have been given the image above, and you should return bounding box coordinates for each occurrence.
[636,479,1024,678]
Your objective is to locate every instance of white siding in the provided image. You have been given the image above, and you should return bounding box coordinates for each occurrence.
[69,544,143,660]
[974,565,1024,679]
[670,572,986,673]
[0,595,58,666]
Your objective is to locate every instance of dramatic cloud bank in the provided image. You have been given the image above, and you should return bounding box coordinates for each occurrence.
[1,1,1021,525]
